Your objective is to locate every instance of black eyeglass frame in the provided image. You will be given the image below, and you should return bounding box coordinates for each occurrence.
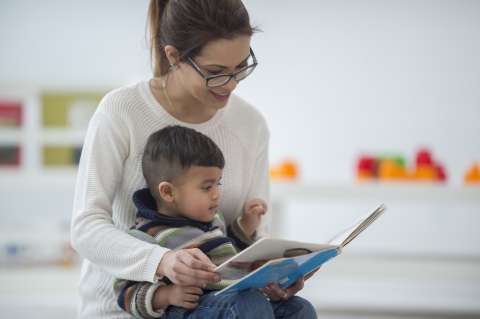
[186,48,258,88]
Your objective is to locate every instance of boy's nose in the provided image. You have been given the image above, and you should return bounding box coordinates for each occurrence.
[212,188,220,200]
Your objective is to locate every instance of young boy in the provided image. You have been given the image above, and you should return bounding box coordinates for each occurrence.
[115,125,267,318]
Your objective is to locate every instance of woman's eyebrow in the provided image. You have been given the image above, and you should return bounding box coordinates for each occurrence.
[203,54,251,69]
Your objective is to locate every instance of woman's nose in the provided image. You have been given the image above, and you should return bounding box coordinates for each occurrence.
[223,78,238,92]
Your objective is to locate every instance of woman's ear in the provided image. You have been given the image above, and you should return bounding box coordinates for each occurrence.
[158,181,175,203]
[164,45,181,67]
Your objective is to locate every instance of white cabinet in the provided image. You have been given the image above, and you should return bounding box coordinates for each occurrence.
[271,182,480,315]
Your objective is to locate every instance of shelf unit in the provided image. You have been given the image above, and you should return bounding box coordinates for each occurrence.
[0,87,104,172]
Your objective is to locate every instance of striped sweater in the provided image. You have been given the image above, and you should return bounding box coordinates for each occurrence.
[114,188,254,318]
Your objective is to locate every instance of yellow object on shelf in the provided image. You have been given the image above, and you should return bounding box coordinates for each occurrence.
[43,146,74,167]
[42,91,104,128]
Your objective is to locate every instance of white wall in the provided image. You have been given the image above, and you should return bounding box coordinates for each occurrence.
[1,0,479,183]
[242,0,480,184]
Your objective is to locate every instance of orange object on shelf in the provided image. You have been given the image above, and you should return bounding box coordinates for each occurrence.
[357,169,376,181]
[413,164,437,181]
[378,159,408,180]
[464,162,480,184]
[355,148,448,183]
[270,159,299,181]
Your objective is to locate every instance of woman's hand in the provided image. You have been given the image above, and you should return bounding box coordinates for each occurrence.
[157,248,220,287]
[261,278,305,302]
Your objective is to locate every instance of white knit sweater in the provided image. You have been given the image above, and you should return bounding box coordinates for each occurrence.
[71,80,271,318]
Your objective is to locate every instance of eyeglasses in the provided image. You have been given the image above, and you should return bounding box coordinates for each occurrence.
[186,48,258,88]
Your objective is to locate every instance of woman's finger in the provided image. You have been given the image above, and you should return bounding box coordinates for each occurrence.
[188,248,217,270]
[174,273,207,287]
[186,267,219,283]
[178,252,213,271]
[177,254,219,282]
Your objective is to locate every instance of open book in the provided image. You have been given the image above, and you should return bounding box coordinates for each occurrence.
[214,204,386,296]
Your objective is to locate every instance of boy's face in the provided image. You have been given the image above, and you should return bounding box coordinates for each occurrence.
[171,165,222,223]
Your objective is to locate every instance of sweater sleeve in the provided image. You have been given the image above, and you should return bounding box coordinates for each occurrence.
[70,109,167,282]
[245,126,271,238]
[115,279,167,319]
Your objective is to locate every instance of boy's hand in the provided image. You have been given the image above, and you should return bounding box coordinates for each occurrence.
[261,278,305,302]
[153,285,203,310]
[239,198,267,237]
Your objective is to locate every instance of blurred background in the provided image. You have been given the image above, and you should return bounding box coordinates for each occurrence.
[1,0,479,318]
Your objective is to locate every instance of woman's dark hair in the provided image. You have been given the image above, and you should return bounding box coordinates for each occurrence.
[148,0,257,77]
[142,125,225,201]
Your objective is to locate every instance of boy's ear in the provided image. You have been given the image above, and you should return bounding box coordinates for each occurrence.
[158,181,175,203]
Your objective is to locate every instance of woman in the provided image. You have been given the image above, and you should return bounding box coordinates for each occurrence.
[71,0,316,318]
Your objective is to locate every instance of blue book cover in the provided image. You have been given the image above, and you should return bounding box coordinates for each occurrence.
[215,247,340,296]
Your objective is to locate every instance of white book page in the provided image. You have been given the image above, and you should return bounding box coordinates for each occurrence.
[327,204,386,247]
[215,237,336,273]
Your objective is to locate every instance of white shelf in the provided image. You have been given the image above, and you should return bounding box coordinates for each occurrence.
[0,171,77,189]
[41,128,86,145]
[272,181,480,202]
[0,128,23,144]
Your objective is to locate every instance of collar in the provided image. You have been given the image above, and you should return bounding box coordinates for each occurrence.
[132,188,217,232]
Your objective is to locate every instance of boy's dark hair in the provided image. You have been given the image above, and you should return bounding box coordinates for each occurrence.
[142,125,225,201]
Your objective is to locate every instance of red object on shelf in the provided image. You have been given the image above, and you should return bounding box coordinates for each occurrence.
[356,155,377,181]
[357,156,376,171]
[416,149,433,167]
[0,101,23,127]
[435,163,447,182]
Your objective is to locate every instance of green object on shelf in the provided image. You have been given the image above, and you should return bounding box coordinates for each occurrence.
[43,146,74,166]
[377,154,406,168]
[41,91,104,128]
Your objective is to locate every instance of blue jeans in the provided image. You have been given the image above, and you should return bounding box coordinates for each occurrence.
[165,289,317,319]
